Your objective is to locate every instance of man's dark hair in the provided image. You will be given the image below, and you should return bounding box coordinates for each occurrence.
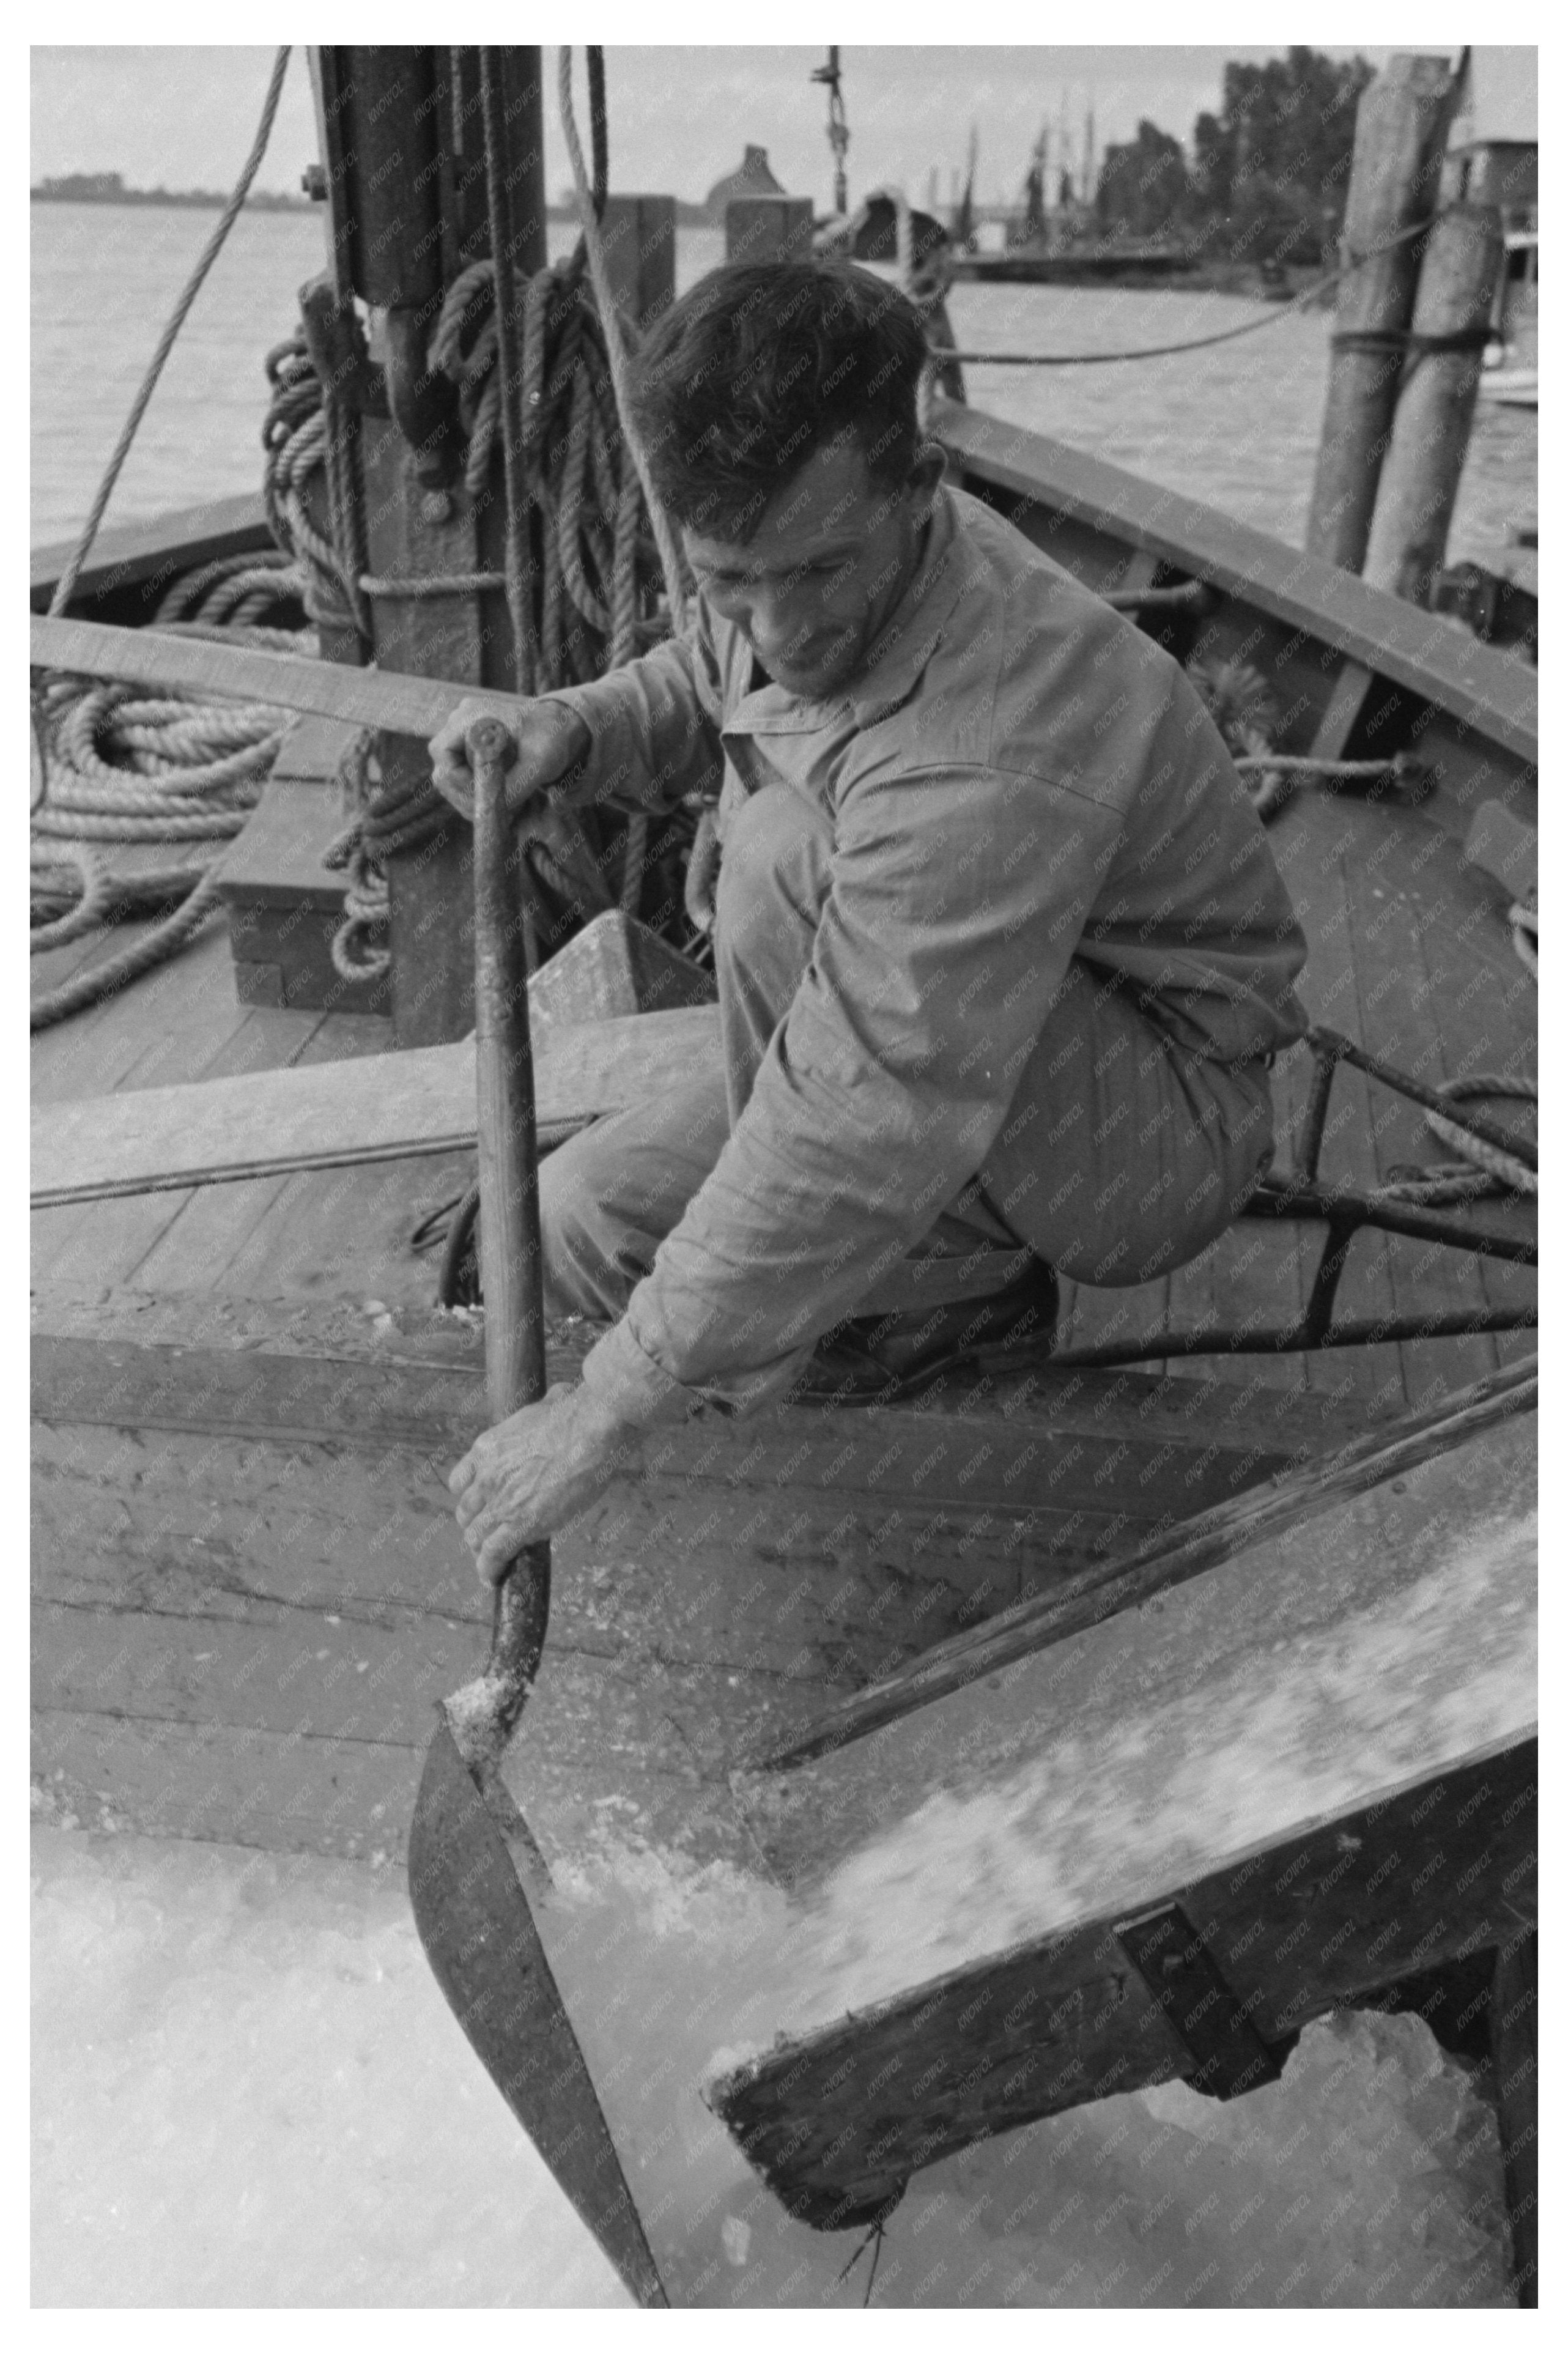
[627,261,928,543]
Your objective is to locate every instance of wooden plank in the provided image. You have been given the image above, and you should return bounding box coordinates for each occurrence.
[32,906,259,1105]
[31,616,487,741]
[31,1004,720,1205]
[191,1006,329,1081]
[29,1188,196,1290]
[209,1150,475,1309]
[28,1638,802,1871]
[123,1176,298,1296]
[28,1325,1315,1529]
[31,1413,1121,1694]
[29,917,217,1105]
[290,1013,395,1066]
[934,404,1537,767]
[712,1739,1535,2230]
[711,1412,1537,2221]
[30,1705,427,1862]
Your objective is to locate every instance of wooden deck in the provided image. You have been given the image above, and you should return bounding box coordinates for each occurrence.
[32,774,1534,1415]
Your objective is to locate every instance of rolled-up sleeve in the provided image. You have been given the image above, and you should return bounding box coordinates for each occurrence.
[579,760,1124,1424]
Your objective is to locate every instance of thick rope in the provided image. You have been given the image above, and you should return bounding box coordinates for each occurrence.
[1424,1076,1536,1196]
[322,731,393,984]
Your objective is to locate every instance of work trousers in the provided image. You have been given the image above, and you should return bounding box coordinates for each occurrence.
[541,785,1277,1328]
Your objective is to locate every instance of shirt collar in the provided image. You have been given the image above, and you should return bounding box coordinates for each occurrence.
[723,484,971,738]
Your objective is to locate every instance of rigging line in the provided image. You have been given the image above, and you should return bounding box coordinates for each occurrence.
[476,46,538,698]
[934,212,1440,370]
[46,46,293,620]
[557,43,690,633]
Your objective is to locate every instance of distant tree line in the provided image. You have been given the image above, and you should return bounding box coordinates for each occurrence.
[32,170,309,212]
[1093,48,1375,262]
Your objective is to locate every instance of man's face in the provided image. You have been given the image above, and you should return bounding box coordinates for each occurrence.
[679,436,944,700]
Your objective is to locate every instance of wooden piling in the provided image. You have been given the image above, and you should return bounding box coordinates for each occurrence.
[1305,55,1455,575]
[597,195,678,330]
[724,196,815,265]
[1362,192,1505,605]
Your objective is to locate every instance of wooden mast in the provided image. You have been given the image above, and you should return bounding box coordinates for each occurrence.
[309,47,547,1046]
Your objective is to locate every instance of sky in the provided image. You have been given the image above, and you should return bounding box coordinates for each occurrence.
[28,42,1445,212]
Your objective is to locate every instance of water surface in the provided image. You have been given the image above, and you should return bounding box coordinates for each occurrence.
[31,205,1534,569]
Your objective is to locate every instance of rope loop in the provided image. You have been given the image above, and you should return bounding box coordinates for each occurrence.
[1424,1076,1537,1197]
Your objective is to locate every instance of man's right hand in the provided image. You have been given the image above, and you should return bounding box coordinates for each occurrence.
[427,696,593,824]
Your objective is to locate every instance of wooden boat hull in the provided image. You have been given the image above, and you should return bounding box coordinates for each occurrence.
[31,401,1537,2294]
[33,1286,1366,1866]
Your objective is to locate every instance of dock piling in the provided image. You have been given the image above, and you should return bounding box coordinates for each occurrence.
[1305,54,1456,576]
[1362,188,1504,606]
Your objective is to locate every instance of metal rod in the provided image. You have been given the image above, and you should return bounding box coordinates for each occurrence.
[1049,1306,1536,1369]
[1246,1179,1537,1263]
[1314,1024,1537,1170]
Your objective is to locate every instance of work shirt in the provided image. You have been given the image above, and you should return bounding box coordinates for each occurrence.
[545,481,1308,1425]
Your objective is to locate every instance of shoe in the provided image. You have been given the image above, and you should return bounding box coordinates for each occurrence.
[796,1256,1059,1407]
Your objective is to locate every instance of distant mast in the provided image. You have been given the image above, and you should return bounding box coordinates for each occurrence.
[811,46,850,217]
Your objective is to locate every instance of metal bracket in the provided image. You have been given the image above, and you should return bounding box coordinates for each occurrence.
[1115,1901,1284,2101]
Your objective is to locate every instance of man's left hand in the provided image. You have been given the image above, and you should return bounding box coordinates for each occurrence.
[449,1382,638,1584]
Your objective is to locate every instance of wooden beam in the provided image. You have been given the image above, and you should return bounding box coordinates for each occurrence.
[712,1740,1536,2229]
[725,196,815,264]
[711,1405,1537,2223]
[29,1004,720,1205]
[597,195,678,328]
[31,616,483,738]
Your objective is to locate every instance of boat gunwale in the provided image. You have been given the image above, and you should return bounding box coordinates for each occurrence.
[930,400,1539,766]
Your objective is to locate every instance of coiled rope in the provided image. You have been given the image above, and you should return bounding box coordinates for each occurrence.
[32,48,298,1032]
[262,337,369,640]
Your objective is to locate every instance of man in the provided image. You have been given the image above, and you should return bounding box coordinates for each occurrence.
[435,261,1307,1583]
